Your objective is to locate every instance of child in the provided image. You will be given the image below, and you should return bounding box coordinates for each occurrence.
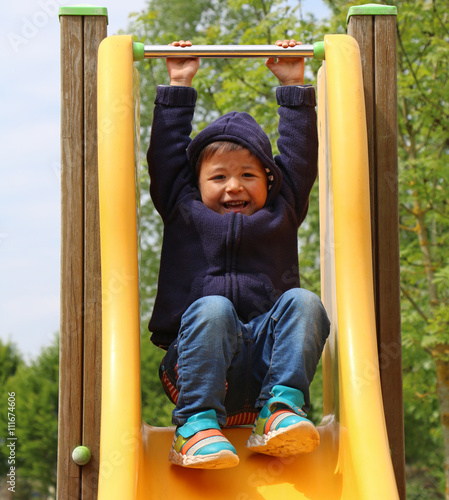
[147,39,330,469]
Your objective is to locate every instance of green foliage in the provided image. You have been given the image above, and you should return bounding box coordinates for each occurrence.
[130,0,329,129]
[406,469,445,500]
[0,340,23,395]
[140,335,174,427]
[0,337,58,498]
[396,0,449,322]
[401,309,444,488]
[0,340,24,478]
[395,8,449,492]
[308,359,324,424]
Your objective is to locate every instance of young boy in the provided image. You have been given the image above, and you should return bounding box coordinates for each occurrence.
[147,39,330,469]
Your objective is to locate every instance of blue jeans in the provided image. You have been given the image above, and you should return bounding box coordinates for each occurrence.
[160,288,330,427]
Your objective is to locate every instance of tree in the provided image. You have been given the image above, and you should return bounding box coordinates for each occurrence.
[396,1,449,496]
[0,340,22,389]
[0,339,23,493]
[0,338,59,499]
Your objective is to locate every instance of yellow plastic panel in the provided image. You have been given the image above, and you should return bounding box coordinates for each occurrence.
[97,35,143,499]
[320,34,399,499]
[96,34,399,499]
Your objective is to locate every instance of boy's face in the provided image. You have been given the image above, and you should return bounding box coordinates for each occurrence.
[198,149,268,216]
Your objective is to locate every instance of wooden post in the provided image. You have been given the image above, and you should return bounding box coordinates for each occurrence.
[58,7,107,499]
[347,5,406,499]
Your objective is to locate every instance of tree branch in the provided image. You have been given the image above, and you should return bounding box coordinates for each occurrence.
[401,285,428,321]
[433,0,449,37]
[397,25,449,124]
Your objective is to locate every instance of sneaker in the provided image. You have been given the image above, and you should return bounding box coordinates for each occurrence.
[169,409,239,469]
[246,385,320,457]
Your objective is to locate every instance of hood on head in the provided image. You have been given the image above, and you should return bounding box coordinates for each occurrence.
[187,112,282,205]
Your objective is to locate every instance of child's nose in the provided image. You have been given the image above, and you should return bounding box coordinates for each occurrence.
[226,177,243,192]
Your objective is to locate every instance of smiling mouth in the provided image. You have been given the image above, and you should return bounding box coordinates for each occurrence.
[224,201,249,211]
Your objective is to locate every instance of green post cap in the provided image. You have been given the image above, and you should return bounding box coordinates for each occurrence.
[347,4,397,25]
[59,5,108,23]
[313,41,325,61]
[72,445,92,466]
[133,42,145,62]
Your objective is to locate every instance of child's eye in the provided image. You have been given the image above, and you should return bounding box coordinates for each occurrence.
[212,174,226,180]
[242,173,256,178]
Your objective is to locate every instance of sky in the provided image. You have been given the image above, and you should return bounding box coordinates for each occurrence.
[0,0,330,361]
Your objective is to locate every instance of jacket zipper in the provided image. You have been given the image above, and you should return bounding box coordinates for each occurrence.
[230,213,242,305]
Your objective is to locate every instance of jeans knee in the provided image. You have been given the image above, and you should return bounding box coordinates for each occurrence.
[280,288,330,326]
[178,296,241,356]
[188,295,236,321]
[281,288,320,309]
[180,295,240,341]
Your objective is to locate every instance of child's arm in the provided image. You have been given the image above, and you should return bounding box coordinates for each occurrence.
[265,39,305,86]
[147,41,200,219]
[267,40,318,225]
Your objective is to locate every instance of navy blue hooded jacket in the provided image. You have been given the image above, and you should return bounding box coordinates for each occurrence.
[147,84,318,349]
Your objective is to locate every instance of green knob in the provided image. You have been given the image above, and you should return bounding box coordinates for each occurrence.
[313,41,325,61]
[133,42,145,61]
[72,445,92,466]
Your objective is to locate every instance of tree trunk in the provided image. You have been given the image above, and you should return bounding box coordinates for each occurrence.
[434,348,449,500]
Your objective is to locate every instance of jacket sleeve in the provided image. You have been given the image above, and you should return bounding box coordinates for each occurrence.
[274,85,318,225]
[147,85,198,220]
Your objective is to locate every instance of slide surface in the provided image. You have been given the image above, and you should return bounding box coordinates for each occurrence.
[97,35,399,499]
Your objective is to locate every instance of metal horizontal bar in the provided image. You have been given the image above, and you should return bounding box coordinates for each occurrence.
[142,44,315,59]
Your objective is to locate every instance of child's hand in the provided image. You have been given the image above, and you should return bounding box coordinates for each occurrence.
[265,39,305,86]
[166,40,200,87]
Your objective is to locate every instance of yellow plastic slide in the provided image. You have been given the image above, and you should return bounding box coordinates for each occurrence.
[97,34,400,499]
